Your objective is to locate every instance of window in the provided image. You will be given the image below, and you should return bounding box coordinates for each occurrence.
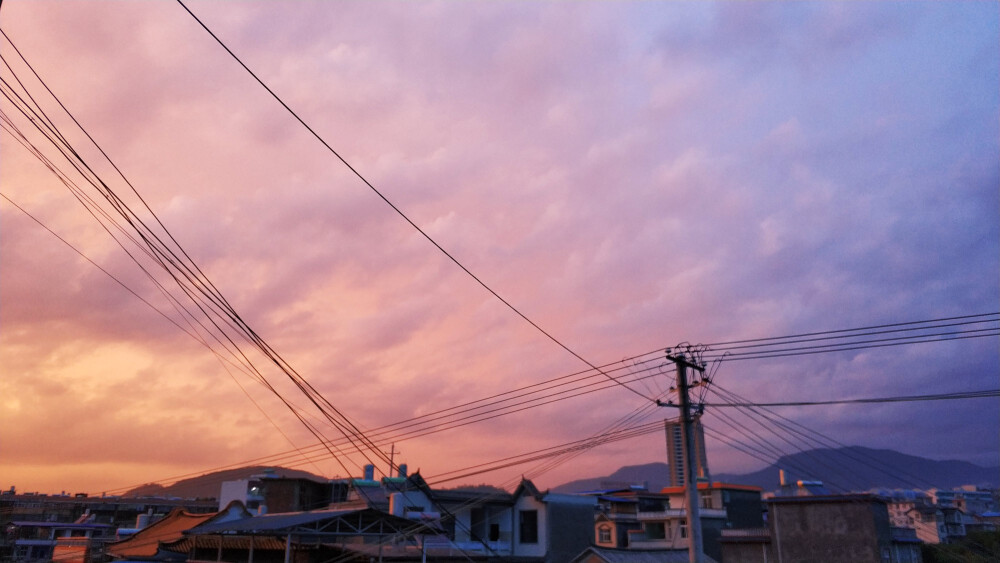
[598,525,612,544]
[638,498,665,512]
[645,522,666,540]
[489,524,500,542]
[679,522,687,538]
[700,490,715,509]
[519,510,538,544]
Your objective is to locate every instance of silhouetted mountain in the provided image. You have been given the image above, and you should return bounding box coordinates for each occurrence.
[552,462,670,493]
[440,484,510,495]
[123,466,326,500]
[713,447,999,492]
[552,448,998,493]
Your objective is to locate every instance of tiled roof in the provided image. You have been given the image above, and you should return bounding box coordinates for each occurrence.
[572,546,718,563]
[106,509,216,558]
[165,534,288,553]
[187,508,362,534]
[185,507,423,537]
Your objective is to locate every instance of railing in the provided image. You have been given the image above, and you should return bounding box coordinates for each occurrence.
[636,509,686,520]
[634,508,727,520]
[721,528,770,539]
[630,538,678,549]
[451,540,510,554]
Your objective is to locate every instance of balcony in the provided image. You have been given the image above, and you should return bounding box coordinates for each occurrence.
[635,508,727,520]
[606,511,639,521]
[630,537,680,549]
[637,509,686,520]
[721,528,770,540]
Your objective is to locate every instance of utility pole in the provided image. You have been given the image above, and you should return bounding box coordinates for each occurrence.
[662,351,706,563]
[388,443,399,477]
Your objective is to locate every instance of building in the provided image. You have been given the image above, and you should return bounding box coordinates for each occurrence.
[772,470,831,497]
[660,482,765,529]
[174,505,424,562]
[719,494,923,563]
[0,489,218,561]
[927,486,997,515]
[664,419,710,488]
[4,520,117,562]
[217,468,333,514]
[509,479,597,562]
[885,489,973,544]
[106,501,252,560]
[212,466,596,562]
[590,488,718,553]
[580,482,763,562]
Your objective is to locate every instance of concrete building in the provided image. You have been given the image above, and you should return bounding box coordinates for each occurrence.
[217,469,332,514]
[582,482,763,563]
[719,494,923,563]
[928,486,997,515]
[665,419,710,488]
[249,466,600,562]
[4,521,117,562]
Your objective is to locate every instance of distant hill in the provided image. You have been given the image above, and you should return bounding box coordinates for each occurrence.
[439,484,510,495]
[123,466,327,500]
[552,462,670,493]
[552,448,998,493]
[712,447,999,492]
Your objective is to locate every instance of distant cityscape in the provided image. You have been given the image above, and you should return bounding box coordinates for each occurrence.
[3,422,997,563]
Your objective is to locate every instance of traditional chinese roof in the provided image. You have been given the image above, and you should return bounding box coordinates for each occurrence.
[185,507,424,538]
[106,500,251,559]
[106,510,216,559]
[164,534,288,553]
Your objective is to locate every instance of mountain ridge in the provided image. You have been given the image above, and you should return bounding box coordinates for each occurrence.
[123,466,326,499]
[551,447,999,493]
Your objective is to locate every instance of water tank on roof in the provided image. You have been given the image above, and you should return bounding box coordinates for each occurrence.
[398,464,408,478]
[389,492,404,517]
[364,464,375,481]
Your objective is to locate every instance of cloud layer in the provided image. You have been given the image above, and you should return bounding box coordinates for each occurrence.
[1,1,997,494]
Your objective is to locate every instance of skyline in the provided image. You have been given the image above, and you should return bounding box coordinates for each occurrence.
[1,1,997,495]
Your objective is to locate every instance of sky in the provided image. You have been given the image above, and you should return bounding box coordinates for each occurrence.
[1,1,997,496]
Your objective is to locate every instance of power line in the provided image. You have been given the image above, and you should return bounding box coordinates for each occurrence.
[173,0,652,402]
[704,389,1000,407]
[706,382,940,492]
[0,30,395,486]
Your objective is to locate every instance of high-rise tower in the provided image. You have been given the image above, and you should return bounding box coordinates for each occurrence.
[665,418,710,488]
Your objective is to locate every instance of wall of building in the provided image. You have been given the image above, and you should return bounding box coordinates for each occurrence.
[726,488,767,529]
[545,495,598,563]
[769,498,891,563]
[720,539,773,563]
[511,495,546,559]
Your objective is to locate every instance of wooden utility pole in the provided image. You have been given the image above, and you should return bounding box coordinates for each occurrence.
[388,443,399,477]
[666,351,705,563]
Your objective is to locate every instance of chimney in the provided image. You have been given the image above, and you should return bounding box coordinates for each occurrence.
[363,464,375,481]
